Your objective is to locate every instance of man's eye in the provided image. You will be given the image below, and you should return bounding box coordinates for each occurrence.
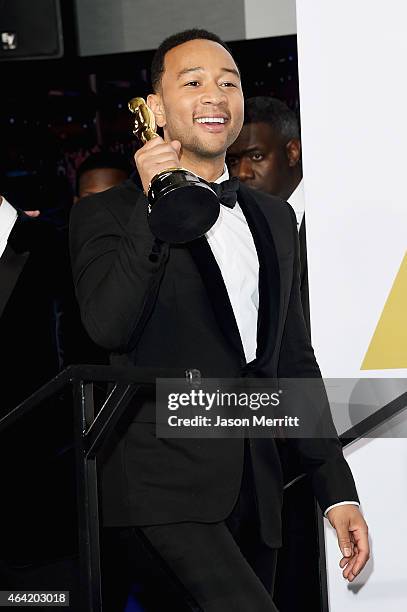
[227,158,238,166]
[251,152,264,161]
[221,82,237,87]
[185,81,200,87]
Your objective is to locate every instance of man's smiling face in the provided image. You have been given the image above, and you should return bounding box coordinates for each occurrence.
[149,39,244,160]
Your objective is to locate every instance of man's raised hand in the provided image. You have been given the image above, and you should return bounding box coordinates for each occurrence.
[135,136,181,194]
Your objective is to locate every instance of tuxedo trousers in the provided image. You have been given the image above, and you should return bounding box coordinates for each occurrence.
[103,440,279,611]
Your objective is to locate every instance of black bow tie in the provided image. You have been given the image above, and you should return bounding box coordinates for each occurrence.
[209,177,239,208]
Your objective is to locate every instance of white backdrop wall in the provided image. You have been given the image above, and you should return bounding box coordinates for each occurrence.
[296,0,407,379]
[325,435,407,612]
[296,1,407,610]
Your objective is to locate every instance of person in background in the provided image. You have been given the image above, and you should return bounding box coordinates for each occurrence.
[226,96,309,331]
[74,151,133,201]
[226,96,302,205]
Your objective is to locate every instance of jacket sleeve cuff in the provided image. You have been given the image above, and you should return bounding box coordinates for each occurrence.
[324,500,360,517]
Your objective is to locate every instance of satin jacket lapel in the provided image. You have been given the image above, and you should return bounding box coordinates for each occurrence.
[237,185,281,374]
[186,237,246,362]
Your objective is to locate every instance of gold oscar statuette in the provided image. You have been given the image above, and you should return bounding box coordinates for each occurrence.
[129,96,220,244]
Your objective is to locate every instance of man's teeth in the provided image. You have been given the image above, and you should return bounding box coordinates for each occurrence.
[196,117,226,123]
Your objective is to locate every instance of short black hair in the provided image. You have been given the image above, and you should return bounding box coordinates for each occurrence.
[244,96,300,142]
[76,151,132,194]
[151,28,236,91]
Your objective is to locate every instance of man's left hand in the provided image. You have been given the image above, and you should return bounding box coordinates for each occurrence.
[326,504,370,582]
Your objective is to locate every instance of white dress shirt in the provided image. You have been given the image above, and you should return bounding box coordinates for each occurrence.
[0,196,18,258]
[206,168,259,363]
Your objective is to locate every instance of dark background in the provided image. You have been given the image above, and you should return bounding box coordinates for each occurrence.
[0,0,299,219]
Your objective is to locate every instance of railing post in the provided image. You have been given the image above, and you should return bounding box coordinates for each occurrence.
[74,379,102,612]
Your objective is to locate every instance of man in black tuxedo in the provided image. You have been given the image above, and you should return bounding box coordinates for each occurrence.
[70,29,369,611]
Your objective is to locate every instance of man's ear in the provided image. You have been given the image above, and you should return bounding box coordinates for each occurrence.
[286,139,301,167]
[147,93,166,128]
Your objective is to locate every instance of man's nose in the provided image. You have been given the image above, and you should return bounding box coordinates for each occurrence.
[200,83,227,105]
[235,158,254,182]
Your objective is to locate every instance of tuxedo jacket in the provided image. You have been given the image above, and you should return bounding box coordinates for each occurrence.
[70,179,358,547]
[0,212,64,416]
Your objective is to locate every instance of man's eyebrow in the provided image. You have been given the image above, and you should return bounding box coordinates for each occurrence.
[176,66,241,80]
[228,145,262,155]
[176,66,203,79]
[221,67,241,79]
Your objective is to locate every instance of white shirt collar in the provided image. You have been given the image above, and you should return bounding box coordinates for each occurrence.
[214,165,229,184]
[287,178,304,214]
[287,178,305,228]
[196,165,229,184]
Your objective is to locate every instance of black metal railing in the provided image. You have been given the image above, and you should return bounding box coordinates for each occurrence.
[1,368,406,611]
[0,365,184,611]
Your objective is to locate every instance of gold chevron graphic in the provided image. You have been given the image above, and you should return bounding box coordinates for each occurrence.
[361,251,407,370]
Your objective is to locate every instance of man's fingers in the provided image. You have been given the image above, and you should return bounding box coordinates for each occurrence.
[342,553,358,579]
[24,210,40,217]
[170,139,182,155]
[340,533,370,580]
[339,554,352,568]
[137,135,165,150]
[135,136,181,193]
[135,137,179,159]
[143,151,182,166]
[350,529,370,575]
[335,523,353,558]
[339,540,356,569]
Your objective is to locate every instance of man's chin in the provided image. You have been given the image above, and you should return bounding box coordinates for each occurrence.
[179,131,233,158]
[192,140,230,159]
[240,181,267,193]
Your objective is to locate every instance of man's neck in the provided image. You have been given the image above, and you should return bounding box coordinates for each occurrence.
[178,151,226,182]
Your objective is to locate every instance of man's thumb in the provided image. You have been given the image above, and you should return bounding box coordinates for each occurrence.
[171,140,182,156]
[336,524,352,557]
